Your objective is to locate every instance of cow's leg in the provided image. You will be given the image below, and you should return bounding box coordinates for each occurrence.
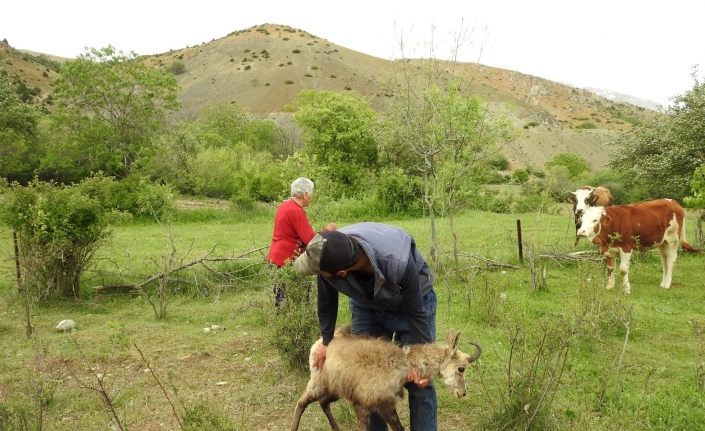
[659,241,678,289]
[605,254,616,290]
[618,249,632,294]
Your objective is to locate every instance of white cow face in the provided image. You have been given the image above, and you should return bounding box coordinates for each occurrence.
[576,206,605,239]
[572,188,594,214]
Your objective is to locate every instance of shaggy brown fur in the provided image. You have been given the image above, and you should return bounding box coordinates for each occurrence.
[291,326,481,431]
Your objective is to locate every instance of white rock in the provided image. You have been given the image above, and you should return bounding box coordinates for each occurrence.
[215,381,228,386]
[56,319,76,332]
[202,327,211,333]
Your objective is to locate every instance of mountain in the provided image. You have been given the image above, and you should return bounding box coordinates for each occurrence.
[1,24,661,171]
[584,87,664,111]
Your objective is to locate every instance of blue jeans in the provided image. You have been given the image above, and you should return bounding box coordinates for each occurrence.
[349,289,438,431]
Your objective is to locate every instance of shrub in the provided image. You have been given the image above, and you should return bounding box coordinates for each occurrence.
[488,155,511,171]
[167,61,186,75]
[511,169,529,184]
[77,173,174,218]
[373,168,423,215]
[0,181,109,298]
[268,265,319,370]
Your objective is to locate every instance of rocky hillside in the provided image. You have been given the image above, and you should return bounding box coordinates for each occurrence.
[2,24,661,170]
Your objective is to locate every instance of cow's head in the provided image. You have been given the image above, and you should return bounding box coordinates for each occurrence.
[576,206,605,240]
[570,187,595,215]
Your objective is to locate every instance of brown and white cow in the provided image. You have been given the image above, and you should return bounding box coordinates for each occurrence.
[569,186,613,230]
[576,199,698,293]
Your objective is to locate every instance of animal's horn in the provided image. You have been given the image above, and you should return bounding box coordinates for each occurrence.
[467,341,482,363]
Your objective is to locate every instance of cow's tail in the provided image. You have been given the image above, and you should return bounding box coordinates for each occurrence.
[680,216,700,252]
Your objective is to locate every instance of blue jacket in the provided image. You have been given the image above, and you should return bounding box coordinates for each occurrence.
[317,223,434,345]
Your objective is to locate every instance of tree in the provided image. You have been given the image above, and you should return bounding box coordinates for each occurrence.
[381,70,514,270]
[611,74,705,201]
[685,164,705,244]
[42,46,179,181]
[0,73,41,183]
[291,90,378,197]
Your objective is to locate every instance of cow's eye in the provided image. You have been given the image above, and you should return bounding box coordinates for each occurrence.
[458,367,465,373]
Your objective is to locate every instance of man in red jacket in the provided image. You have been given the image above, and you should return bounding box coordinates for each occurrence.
[268,177,335,304]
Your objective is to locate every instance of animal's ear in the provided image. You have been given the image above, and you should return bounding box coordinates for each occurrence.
[446,330,461,351]
[602,214,612,226]
[567,192,576,204]
[588,193,599,205]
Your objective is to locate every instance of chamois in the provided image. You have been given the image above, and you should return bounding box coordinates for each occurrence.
[291,326,481,431]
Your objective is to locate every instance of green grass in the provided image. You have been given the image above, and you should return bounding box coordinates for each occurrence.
[1,207,704,430]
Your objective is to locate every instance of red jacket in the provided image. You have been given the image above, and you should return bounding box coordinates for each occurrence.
[267,199,316,266]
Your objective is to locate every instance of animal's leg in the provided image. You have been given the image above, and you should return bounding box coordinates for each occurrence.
[605,254,616,290]
[658,243,669,287]
[660,241,678,289]
[291,390,318,431]
[320,395,341,431]
[618,249,632,294]
[376,401,405,431]
[353,404,371,431]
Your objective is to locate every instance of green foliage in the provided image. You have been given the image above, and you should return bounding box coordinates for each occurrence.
[488,154,511,170]
[45,46,179,180]
[268,265,319,371]
[685,165,705,209]
[545,153,591,179]
[0,180,109,298]
[512,169,530,184]
[373,167,423,215]
[187,144,280,200]
[77,173,174,218]
[575,122,597,129]
[167,60,186,75]
[0,73,42,184]
[291,90,378,197]
[611,77,705,200]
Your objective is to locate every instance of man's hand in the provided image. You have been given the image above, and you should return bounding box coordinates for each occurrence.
[324,222,337,231]
[406,368,430,388]
[313,343,328,369]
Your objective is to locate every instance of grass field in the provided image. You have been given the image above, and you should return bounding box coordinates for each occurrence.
[1,206,704,430]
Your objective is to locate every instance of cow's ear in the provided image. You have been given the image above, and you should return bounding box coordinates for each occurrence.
[568,192,576,204]
[588,193,598,205]
[602,214,612,226]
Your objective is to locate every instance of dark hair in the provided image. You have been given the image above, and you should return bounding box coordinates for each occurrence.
[319,231,359,273]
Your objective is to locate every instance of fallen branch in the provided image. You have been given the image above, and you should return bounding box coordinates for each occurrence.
[93,244,269,292]
[538,250,603,265]
[449,251,519,271]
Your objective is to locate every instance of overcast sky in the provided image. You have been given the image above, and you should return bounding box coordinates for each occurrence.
[4,0,703,106]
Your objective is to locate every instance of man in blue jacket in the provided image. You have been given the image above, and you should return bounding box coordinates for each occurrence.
[294,222,438,431]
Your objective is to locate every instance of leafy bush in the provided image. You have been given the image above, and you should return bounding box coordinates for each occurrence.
[488,155,511,171]
[373,168,423,215]
[0,181,109,298]
[511,169,529,184]
[77,173,174,218]
[268,265,319,370]
[545,153,591,179]
[167,60,186,75]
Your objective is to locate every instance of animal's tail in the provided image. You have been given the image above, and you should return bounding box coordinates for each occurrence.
[680,217,700,252]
